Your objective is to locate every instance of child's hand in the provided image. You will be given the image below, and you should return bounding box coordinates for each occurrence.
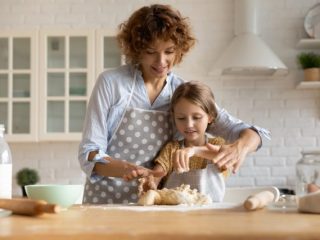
[172,145,226,173]
[172,147,195,173]
[137,176,157,196]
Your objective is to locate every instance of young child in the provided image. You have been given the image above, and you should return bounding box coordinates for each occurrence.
[124,81,227,202]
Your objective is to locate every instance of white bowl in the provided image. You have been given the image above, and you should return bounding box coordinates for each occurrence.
[25,184,84,208]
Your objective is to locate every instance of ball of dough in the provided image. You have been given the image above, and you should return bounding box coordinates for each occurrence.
[138,184,212,206]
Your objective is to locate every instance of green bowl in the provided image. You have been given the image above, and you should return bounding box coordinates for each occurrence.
[25,184,84,208]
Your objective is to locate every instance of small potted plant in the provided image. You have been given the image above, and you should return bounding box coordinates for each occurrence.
[297,52,320,81]
[16,168,40,197]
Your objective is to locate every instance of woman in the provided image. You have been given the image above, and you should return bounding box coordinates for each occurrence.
[78,4,269,204]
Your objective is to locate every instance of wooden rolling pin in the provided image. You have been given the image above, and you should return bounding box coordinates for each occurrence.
[0,198,60,216]
[243,191,274,211]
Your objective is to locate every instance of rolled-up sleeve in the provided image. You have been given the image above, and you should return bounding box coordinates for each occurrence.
[78,73,112,183]
[208,105,271,150]
[78,146,109,183]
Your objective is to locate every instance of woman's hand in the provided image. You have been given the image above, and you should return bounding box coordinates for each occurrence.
[208,141,248,174]
[210,129,261,173]
[123,167,165,181]
[92,152,165,180]
[94,158,147,179]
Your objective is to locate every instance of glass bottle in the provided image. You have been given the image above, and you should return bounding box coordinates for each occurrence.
[296,151,320,196]
[0,124,12,199]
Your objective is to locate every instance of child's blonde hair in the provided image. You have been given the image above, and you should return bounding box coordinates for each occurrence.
[170,81,217,126]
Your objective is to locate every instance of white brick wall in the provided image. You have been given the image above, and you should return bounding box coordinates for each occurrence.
[2,0,319,196]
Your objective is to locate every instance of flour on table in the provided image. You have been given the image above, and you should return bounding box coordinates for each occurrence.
[138,184,212,206]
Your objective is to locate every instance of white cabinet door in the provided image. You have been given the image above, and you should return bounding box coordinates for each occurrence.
[0,31,37,142]
[39,29,94,141]
[96,30,124,77]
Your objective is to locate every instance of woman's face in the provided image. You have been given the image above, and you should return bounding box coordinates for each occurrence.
[173,98,213,146]
[139,39,177,82]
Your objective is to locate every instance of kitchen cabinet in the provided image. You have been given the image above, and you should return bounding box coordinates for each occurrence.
[0,29,123,142]
[96,30,124,74]
[296,39,320,89]
[39,29,95,141]
[0,31,37,141]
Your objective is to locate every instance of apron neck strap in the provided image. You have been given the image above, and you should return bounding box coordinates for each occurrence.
[124,67,138,109]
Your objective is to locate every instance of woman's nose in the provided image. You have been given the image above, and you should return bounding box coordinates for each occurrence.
[155,53,166,64]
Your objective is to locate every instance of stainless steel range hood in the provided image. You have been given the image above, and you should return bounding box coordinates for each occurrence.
[214,0,288,76]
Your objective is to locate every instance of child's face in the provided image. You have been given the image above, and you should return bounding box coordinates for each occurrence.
[173,98,213,146]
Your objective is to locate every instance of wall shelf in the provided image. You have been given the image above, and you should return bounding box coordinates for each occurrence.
[296,81,320,89]
[296,39,320,89]
[297,39,320,49]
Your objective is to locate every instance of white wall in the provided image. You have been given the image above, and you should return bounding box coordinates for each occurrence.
[2,0,320,195]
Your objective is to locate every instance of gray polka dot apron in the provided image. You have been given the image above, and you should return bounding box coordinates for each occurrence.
[83,71,172,204]
[163,137,225,202]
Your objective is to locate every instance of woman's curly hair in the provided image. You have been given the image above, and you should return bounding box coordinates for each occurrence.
[117,4,196,65]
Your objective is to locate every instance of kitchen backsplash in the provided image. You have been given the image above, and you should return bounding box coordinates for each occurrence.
[2,0,320,195]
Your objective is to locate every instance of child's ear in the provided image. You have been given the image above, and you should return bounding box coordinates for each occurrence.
[208,115,214,124]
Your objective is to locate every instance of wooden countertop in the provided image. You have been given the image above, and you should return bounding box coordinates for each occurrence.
[0,204,319,240]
